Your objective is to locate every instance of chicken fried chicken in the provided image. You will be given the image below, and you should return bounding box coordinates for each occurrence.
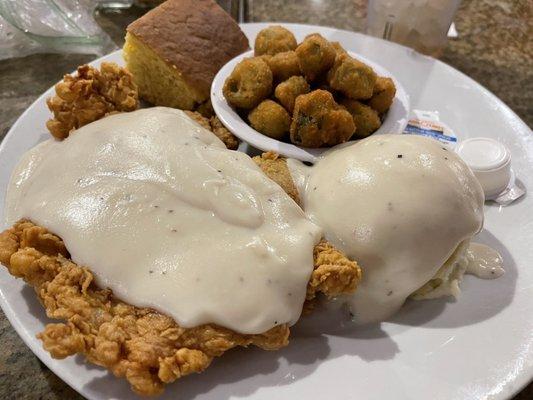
[254,152,303,203]
[254,153,381,315]
[46,63,139,140]
[4,89,361,395]
[253,151,301,205]
[184,111,239,150]
[0,221,360,396]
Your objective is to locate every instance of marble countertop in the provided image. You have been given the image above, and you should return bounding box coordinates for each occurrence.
[0,0,531,399]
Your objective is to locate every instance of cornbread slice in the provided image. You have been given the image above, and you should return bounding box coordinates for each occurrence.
[124,0,249,110]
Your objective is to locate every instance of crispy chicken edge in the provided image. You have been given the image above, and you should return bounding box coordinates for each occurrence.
[0,220,360,396]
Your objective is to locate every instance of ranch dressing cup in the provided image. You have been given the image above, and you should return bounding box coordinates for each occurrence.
[455,138,525,205]
[455,138,511,199]
[367,0,462,57]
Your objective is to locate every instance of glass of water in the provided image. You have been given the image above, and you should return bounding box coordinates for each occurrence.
[367,0,461,57]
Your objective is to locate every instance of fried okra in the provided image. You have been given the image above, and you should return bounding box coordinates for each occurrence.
[368,76,396,114]
[341,98,382,138]
[263,51,301,82]
[327,53,377,100]
[249,100,291,140]
[290,89,355,147]
[331,41,348,56]
[295,34,336,81]
[255,26,298,56]
[223,57,273,109]
[274,76,310,113]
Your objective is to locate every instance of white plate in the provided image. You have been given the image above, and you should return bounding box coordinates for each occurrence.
[212,49,410,162]
[1,23,532,400]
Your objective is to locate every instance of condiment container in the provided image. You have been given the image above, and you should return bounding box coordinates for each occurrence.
[455,137,512,200]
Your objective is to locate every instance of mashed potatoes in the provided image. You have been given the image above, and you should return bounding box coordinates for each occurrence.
[288,134,485,323]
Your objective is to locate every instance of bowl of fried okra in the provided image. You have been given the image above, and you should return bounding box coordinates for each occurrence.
[211,25,410,161]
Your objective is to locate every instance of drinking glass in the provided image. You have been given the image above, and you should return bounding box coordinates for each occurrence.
[367,0,461,57]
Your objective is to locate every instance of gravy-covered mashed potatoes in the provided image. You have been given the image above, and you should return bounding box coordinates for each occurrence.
[288,134,489,323]
[6,107,323,334]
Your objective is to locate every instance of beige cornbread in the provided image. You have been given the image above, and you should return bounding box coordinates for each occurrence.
[124,0,249,110]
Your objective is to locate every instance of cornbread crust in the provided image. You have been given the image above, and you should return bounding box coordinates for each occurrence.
[126,0,249,102]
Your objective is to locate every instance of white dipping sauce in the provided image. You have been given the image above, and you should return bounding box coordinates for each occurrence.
[288,134,485,323]
[466,243,505,279]
[6,107,323,334]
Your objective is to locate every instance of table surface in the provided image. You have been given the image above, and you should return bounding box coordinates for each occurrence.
[0,0,531,399]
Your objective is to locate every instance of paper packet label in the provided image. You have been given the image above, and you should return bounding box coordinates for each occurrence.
[402,110,457,147]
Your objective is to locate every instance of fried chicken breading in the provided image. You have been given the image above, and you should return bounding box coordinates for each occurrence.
[194,99,215,118]
[253,152,301,205]
[254,152,302,203]
[184,110,211,130]
[0,220,360,396]
[184,111,239,150]
[46,63,139,140]
[254,151,361,306]
[209,115,239,150]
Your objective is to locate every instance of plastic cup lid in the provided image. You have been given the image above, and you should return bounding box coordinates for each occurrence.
[455,137,511,171]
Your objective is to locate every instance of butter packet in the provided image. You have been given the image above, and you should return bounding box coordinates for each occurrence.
[402,109,457,148]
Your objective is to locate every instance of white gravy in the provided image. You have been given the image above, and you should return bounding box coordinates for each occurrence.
[288,134,485,323]
[5,107,323,334]
[466,243,505,279]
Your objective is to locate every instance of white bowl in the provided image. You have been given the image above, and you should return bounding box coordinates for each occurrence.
[211,49,410,163]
